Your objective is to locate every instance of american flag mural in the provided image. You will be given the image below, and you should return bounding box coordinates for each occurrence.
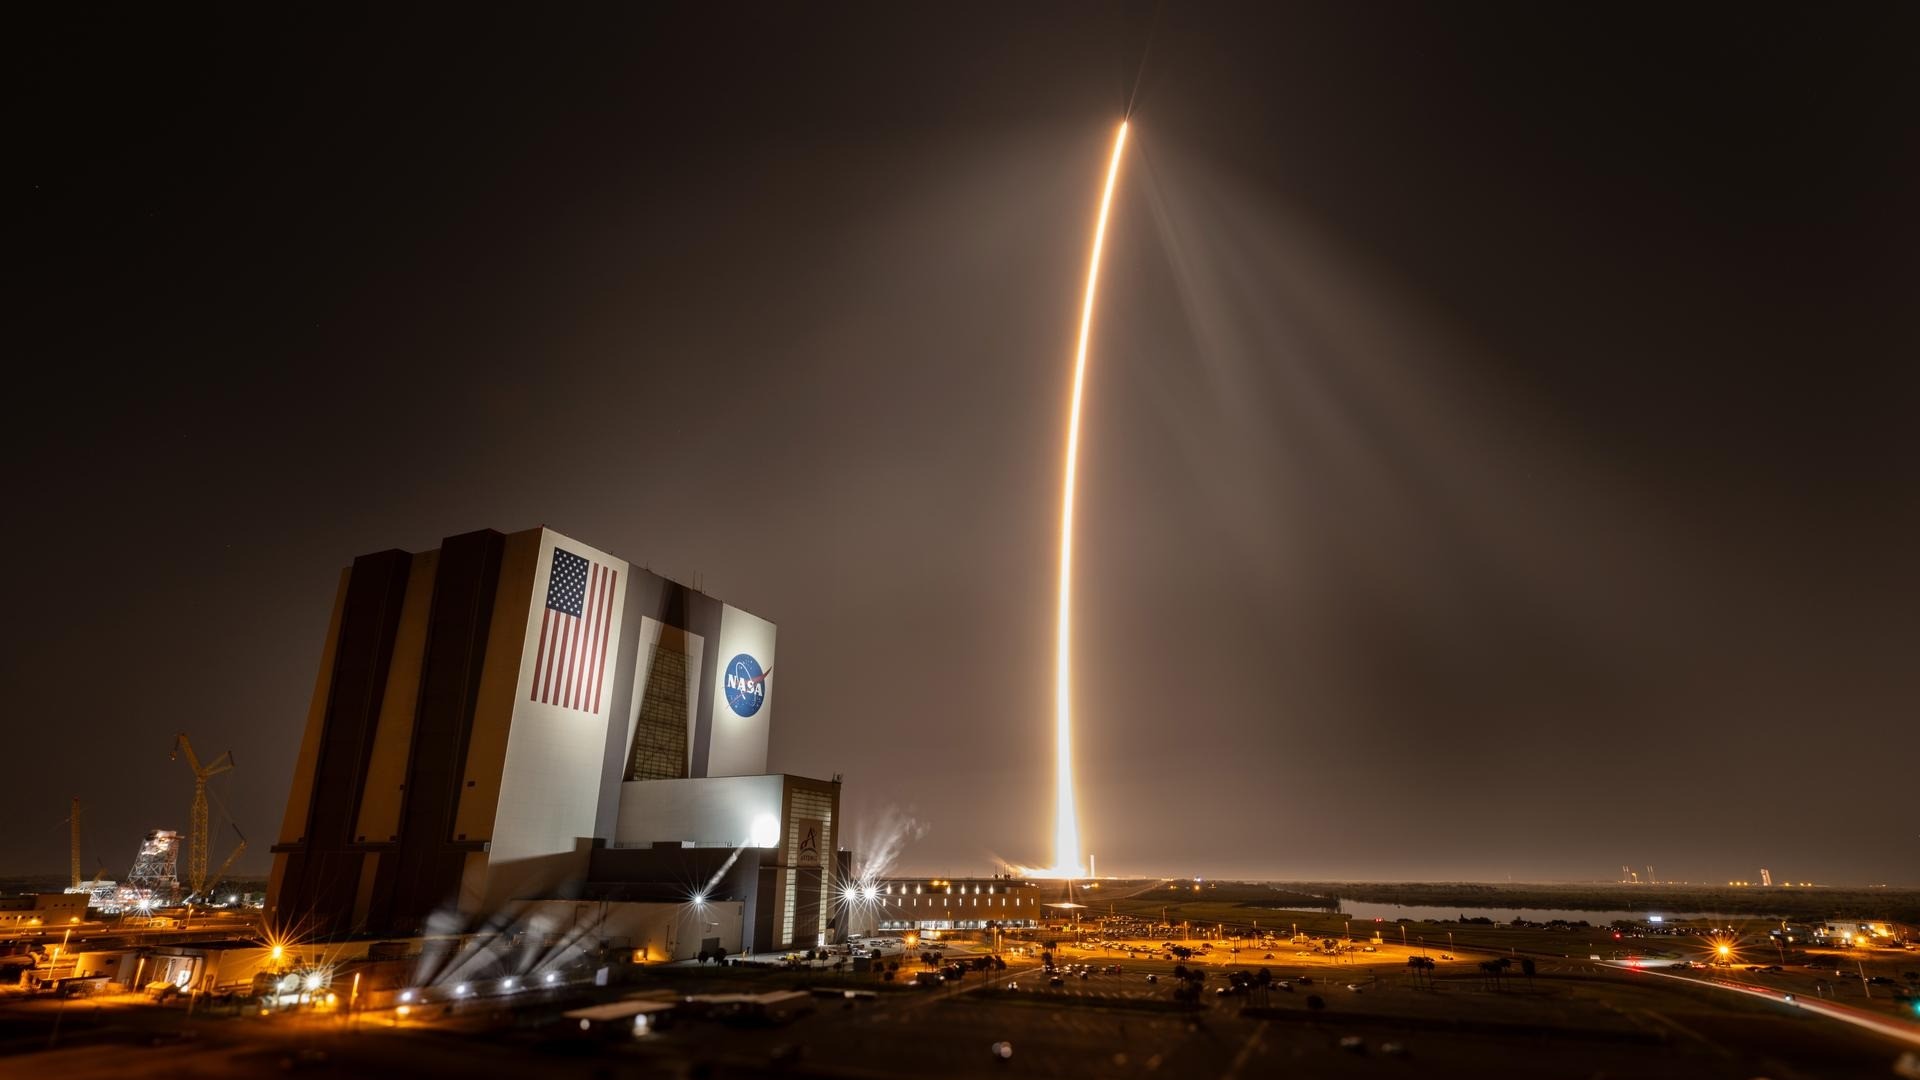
[531,548,617,712]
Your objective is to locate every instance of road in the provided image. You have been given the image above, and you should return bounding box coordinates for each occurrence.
[1606,960,1920,1049]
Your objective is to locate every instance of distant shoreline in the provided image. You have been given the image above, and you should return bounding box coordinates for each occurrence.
[1262,882,1920,924]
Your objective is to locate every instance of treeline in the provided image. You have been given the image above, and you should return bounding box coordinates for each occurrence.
[1280,881,1920,924]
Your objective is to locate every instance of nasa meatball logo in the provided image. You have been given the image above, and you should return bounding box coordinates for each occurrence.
[723,654,769,718]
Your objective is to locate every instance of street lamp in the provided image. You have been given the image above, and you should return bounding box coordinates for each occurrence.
[50,926,74,979]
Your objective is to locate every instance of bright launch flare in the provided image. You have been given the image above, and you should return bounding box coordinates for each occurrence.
[1053,121,1129,878]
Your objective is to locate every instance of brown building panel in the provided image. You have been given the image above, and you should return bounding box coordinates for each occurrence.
[374,529,505,934]
[353,549,438,846]
[451,527,539,848]
[276,569,350,848]
[271,549,413,934]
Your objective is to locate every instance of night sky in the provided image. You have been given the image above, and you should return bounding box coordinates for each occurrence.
[13,4,1917,886]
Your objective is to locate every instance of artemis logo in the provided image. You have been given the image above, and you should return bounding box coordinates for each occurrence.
[723,654,769,718]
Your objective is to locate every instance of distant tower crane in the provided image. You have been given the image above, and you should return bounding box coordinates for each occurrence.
[170,734,234,897]
[66,797,83,889]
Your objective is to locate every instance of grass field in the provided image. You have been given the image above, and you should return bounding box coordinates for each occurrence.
[1080,879,1920,927]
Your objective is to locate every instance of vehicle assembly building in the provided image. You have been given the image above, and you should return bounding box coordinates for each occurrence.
[269,526,841,955]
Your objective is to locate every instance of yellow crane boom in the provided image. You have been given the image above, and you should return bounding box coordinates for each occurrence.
[170,734,234,898]
[67,797,82,889]
[205,824,247,899]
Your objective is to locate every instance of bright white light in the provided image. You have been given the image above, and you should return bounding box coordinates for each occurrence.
[304,973,323,991]
[692,890,709,906]
[544,972,558,984]
[399,990,414,1003]
[750,813,781,849]
[861,885,878,902]
[502,977,517,990]
[1052,120,1129,878]
[455,983,470,996]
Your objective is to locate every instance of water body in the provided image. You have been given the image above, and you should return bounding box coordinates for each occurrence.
[1333,901,1722,925]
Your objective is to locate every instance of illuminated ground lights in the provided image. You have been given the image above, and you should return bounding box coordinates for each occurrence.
[1051,121,1130,879]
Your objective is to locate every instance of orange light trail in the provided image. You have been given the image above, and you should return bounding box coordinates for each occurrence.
[1053,121,1129,878]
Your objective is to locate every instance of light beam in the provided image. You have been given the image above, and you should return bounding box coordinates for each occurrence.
[1053,121,1129,878]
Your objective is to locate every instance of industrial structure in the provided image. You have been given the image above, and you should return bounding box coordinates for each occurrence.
[122,829,181,906]
[67,798,82,890]
[170,733,235,898]
[847,877,1045,937]
[268,526,842,956]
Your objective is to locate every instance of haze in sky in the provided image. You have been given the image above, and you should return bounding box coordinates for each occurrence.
[12,4,1916,886]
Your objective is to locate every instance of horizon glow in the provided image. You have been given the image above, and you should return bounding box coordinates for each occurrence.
[1052,121,1129,879]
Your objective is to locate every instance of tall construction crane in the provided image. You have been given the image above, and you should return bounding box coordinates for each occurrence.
[170,734,234,898]
[65,797,83,889]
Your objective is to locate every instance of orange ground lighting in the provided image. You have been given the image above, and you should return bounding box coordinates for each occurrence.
[1052,121,1129,878]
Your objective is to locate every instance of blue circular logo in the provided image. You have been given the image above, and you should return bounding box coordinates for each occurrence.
[723,654,768,717]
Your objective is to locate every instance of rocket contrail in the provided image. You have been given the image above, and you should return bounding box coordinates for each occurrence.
[1054,121,1129,878]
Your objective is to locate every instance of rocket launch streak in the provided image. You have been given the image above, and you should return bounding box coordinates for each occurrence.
[1053,122,1129,878]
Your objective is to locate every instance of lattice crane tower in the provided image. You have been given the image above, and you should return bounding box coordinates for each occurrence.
[67,797,82,889]
[170,733,234,897]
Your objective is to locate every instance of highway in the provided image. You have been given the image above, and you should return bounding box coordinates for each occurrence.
[1610,961,1920,1049]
